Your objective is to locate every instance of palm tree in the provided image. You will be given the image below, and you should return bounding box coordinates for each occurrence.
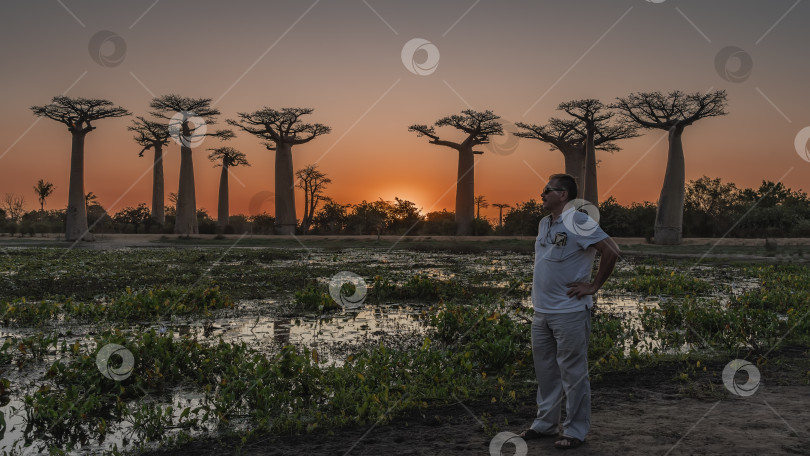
[207,147,250,229]
[129,116,171,224]
[474,195,489,219]
[228,108,331,235]
[149,95,233,235]
[33,179,55,217]
[409,110,503,235]
[613,90,728,244]
[31,96,130,241]
[492,203,510,227]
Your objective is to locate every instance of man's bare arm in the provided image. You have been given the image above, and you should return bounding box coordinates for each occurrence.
[566,237,621,298]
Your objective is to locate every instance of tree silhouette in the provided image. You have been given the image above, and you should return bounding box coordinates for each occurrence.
[207,146,249,230]
[516,99,637,205]
[85,192,98,214]
[228,108,331,235]
[31,96,130,241]
[613,90,728,244]
[409,109,503,235]
[474,195,488,219]
[2,194,25,222]
[149,95,233,235]
[295,164,331,234]
[33,179,55,216]
[129,116,171,224]
[557,99,638,205]
[492,203,510,227]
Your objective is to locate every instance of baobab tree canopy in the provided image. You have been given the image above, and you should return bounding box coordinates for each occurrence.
[208,146,249,168]
[129,116,170,157]
[612,90,728,244]
[408,109,503,235]
[31,96,129,134]
[228,107,331,235]
[31,96,130,241]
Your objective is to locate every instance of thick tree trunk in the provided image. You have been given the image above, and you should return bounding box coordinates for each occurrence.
[654,126,686,245]
[217,163,229,229]
[583,127,598,205]
[152,145,165,225]
[455,147,475,235]
[561,146,585,194]
[66,132,93,241]
[274,142,296,235]
[174,145,198,235]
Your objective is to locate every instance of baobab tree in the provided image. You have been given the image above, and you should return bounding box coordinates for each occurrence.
[295,164,331,234]
[207,146,250,229]
[516,100,637,205]
[228,108,331,235]
[33,179,55,215]
[31,96,130,241]
[409,110,503,235]
[492,203,510,227]
[474,195,489,219]
[613,90,728,244]
[149,95,233,235]
[129,116,171,224]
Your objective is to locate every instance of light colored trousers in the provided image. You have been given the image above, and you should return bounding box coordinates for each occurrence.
[530,310,591,441]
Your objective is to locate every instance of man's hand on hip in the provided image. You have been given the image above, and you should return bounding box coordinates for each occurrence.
[566,282,597,298]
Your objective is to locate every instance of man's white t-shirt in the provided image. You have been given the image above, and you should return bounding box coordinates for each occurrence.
[531,207,609,314]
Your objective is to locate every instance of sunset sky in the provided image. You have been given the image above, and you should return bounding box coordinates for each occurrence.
[1,0,809,221]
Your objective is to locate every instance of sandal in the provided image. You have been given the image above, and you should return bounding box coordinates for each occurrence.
[554,436,583,449]
[519,429,558,440]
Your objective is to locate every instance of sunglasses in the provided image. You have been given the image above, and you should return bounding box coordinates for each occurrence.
[542,186,565,194]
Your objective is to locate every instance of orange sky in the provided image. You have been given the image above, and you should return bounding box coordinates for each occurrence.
[2,1,809,221]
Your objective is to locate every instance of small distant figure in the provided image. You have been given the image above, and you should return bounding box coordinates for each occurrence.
[519,173,619,450]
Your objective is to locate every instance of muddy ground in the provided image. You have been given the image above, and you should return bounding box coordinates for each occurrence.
[146,346,810,456]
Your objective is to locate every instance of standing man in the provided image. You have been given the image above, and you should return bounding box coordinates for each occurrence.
[519,173,619,450]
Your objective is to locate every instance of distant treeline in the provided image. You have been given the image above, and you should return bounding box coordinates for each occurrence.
[2,176,808,238]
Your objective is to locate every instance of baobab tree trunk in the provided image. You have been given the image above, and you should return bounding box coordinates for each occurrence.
[152,145,165,225]
[583,128,598,205]
[654,126,686,245]
[455,147,475,235]
[174,145,198,235]
[66,132,93,241]
[561,148,585,194]
[217,162,229,229]
[275,143,296,235]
